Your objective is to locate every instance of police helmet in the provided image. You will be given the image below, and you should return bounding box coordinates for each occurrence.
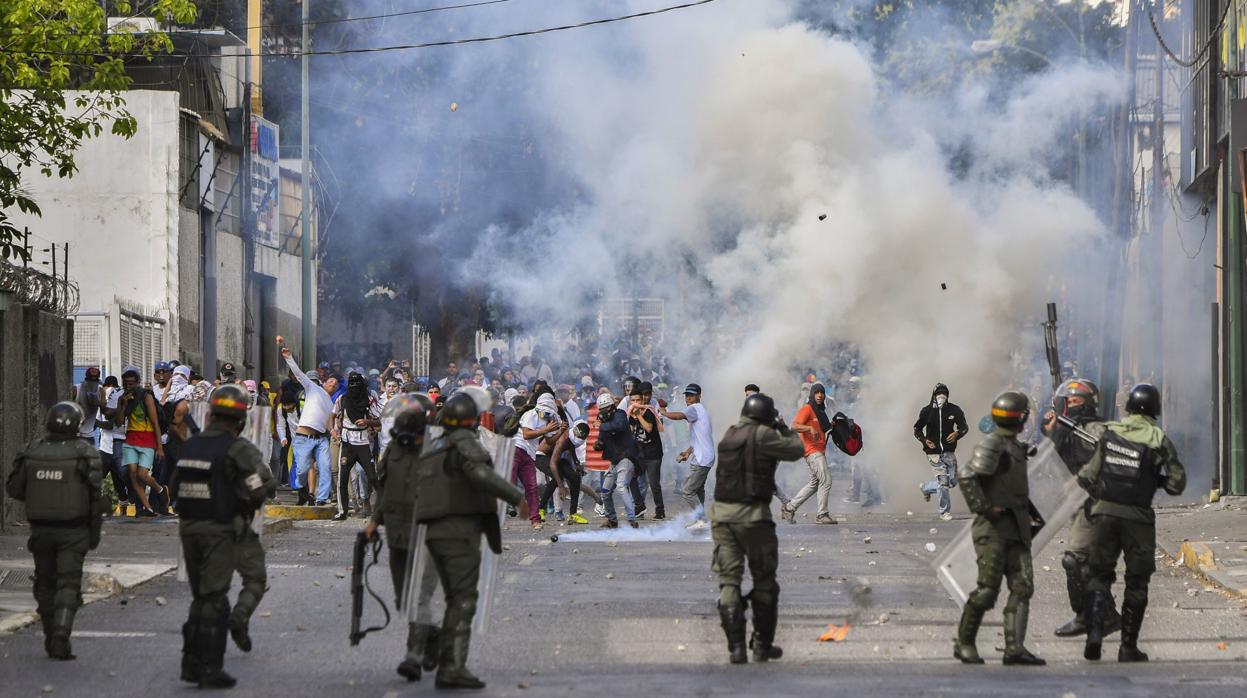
[46,401,85,437]
[741,393,777,423]
[440,393,480,430]
[1053,378,1100,419]
[1125,383,1161,419]
[383,394,428,446]
[990,391,1029,429]
[209,384,250,420]
[456,386,493,415]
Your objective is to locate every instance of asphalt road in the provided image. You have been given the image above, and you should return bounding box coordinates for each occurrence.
[2,480,1247,697]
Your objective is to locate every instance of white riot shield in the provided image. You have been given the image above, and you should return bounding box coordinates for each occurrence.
[402,425,440,624]
[475,428,515,634]
[242,407,273,460]
[933,439,1088,607]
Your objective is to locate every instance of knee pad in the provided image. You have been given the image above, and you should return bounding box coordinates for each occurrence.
[967,587,999,611]
[1009,579,1034,601]
[1061,551,1085,572]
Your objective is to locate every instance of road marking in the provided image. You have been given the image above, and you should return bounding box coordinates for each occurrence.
[73,631,158,638]
[267,564,306,569]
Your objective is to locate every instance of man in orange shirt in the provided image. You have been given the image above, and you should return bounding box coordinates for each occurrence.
[780,383,836,525]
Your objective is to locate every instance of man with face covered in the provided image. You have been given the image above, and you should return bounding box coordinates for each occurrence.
[332,372,381,520]
[73,367,104,443]
[915,383,969,521]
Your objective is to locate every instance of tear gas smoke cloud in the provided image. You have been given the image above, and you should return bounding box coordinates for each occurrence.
[326,1,1124,508]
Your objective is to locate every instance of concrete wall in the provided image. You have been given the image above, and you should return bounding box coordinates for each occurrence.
[9,91,181,328]
[0,300,74,529]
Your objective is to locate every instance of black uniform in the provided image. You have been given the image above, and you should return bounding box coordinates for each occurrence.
[6,435,104,659]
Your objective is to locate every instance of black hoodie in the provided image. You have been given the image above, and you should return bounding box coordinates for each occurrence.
[913,386,968,455]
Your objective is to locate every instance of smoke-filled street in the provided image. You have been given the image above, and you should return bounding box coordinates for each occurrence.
[8,1,1247,696]
[3,491,1247,697]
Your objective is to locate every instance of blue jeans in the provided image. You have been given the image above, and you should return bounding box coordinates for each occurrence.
[920,452,958,514]
[600,458,636,523]
[293,433,332,503]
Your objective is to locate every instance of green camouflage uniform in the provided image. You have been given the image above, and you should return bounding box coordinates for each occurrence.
[954,427,1037,662]
[5,435,104,658]
[415,427,522,688]
[230,449,276,638]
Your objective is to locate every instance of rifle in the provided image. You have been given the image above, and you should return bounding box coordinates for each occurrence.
[1042,302,1062,393]
[1055,414,1100,447]
[350,531,391,646]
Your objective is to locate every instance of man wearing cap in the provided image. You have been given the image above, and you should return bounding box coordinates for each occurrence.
[662,383,715,531]
[151,361,173,401]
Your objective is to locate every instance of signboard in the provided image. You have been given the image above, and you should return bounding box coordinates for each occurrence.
[250,116,281,247]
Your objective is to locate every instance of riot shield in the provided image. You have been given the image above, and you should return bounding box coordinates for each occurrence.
[242,407,273,461]
[402,426,440,625]
[933,439,1088,607]
[475,427,515,634]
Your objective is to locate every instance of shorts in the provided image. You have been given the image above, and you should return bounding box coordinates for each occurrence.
[122,443,156,470]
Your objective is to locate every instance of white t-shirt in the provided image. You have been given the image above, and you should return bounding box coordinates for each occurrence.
[104,388,127,446]
[513,408,551,459]
[333,395,381,446]
[685,402,715,468]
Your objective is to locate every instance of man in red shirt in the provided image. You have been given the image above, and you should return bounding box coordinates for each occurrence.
[780,383,836,525]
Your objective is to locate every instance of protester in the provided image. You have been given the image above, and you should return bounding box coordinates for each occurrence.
[114,366,168,517]
[914,383,969,521]
[662,383,714,531]
[282,345,336,506]
[781,383,836,525]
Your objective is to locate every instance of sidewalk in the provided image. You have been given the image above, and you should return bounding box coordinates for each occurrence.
[0,512,293,634]
[1156,500,1247,598]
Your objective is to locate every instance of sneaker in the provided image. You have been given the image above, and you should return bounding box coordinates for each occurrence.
[686,520,710,532]
[635,511,646,520]
[138,508,158,518]
[815,513,838,525]
[594,502,607,518]
[842,496,860,504]
[600,520,619,529]
[653,511,666,520]
[920,483,931,502]
[567,513,589,525]
[331,512,349,522]
[507,506,518,518]
[940,512,954,521]
[531,522,543,531]
[539,509,546,523]
[629,520,639,529]
[556,511,566,522]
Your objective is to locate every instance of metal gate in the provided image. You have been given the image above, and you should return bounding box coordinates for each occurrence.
[412,324,431,382]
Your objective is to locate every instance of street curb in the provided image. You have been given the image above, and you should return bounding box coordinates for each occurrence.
[264,504,336,520]
[0,562,174,635]
[1159,539,1247,599]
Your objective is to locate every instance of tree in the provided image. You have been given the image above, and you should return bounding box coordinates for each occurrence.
[0,0,197,260]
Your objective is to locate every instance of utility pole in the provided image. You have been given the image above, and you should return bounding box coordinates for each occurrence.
[1149,6,1165,388]
[300,0,315,366]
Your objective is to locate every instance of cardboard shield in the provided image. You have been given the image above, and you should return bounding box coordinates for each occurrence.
[932,439,1088,607]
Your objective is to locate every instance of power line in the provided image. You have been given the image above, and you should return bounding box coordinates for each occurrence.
[1147,0,1231,69]
[0,0,722,60]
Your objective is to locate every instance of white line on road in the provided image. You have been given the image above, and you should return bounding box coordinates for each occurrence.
[73,631,158,638]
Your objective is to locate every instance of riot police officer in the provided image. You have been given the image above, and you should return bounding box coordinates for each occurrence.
[953,391,1044,666]
[415,393,525,689]
[229,415,278,653]
[710,393,804,665]
[1077,384,1185,663]
[1042,379,1119,638]
[362,392,443,682]
[172,384,270,688]
[6,402,104,660]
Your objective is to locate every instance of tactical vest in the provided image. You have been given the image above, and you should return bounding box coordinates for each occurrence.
[378,446,419,543]
[414,435,499,523]
[174,433,240,523]
[979,437,1030,510]
[22,439,92,522]
[714,424,776,504]
[1094,430,1160,507]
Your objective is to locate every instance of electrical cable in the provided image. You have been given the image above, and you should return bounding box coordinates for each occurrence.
[1147,0,1231,69]
[0,0,722,59]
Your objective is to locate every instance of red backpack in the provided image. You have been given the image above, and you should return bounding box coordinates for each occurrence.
[830,412,863,456]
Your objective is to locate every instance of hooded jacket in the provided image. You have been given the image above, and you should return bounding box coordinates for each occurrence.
[913,386,968,455]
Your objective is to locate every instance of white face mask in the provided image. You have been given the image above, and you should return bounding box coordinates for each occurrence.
[935,395,948,407]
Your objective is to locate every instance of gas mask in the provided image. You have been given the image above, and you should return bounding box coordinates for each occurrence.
[935,395,948,408]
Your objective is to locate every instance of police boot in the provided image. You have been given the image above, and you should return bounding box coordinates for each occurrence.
[747,594,782,662]
[1002,601,1046,666]
[198,606,238,689]
[1054,559,1086,637]
[46,607,76,660]
[1117,600,1149,663]
[397,623,431,682]
[1102,592,1122,636]
[953,603,986,664]
[717,602,748,665]
[1083,590,1108,661]
[228,610,252,652]
[435,625,486,690]
[423,625,441,671]
[180,621,203,683]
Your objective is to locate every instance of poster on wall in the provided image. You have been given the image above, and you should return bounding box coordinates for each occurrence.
[250,116,281,247]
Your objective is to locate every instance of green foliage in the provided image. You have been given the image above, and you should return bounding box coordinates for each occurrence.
[0,0,197,260]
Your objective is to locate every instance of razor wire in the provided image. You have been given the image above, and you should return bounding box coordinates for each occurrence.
[0,259,80,315]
